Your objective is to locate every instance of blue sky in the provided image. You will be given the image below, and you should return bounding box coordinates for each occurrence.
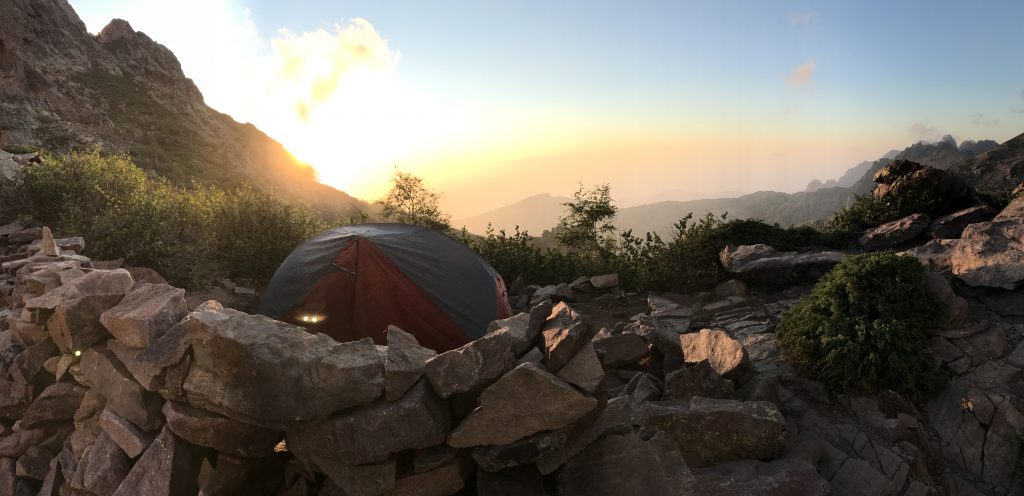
[72,1,1024,214]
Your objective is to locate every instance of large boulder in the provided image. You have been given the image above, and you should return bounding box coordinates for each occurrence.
[448,362,597,448]
[640,397,786,467]
[921,271,968,328]
[679,329,749,379]
[929,205,996,239]
[287,379,450,466]
[100,283,188,348]
[950,218,1024,289]
[900,239,957,273]
[424,327,516,398]
[859,213,930,251]
[162,401,282,458]
[183,307,384,428]
[719,245,843,285]
[994,194,1024,221]
[383,326,436,401]
[872,159,973,206]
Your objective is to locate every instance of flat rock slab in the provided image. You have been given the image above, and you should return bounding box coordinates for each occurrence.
[592,332,649,369]
[19,381,86,428]
[720,244,843,286]
[24,269,133,312]
[163,401,282,458]
[424,327,516,398]
[641,397,786,467]
[101,283,187,348]
[448,362,597,448]
[951,219,1024,289]
[99,409,155,459]
[929,205,996,239]
[679,329,749,379]
[288,379,449,466]
[859,213,930,251]
[183,307,383,428]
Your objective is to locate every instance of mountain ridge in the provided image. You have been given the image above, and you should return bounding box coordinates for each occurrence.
[0,0,368,217]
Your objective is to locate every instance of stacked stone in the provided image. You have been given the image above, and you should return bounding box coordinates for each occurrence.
[0,229,806,496]
[509,273,621,309]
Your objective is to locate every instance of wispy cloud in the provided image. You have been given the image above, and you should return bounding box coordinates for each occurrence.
[787,11,818,27]
[970,113,999,127]
[787,60,815,86]
[908,123,941,142]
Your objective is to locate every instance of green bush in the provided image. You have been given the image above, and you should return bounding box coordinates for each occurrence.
[775,252,944,395]
[4,149,331,288]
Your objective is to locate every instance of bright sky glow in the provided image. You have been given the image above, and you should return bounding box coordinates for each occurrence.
[71,1,1024,217]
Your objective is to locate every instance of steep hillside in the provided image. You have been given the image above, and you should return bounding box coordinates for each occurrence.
[456,194,571,235]
[0,0,368,217]
[948,131,1024,196]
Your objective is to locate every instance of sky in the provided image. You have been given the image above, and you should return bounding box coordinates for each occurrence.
[71,0,1024,218]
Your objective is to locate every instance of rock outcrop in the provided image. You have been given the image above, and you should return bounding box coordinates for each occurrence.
[720,244,843,285]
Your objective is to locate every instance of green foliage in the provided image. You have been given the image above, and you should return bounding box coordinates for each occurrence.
[376,168,451,231]
[4,149,330,287]
[655,213,844,291]
[555,183,617,263]
[775,252,944,395]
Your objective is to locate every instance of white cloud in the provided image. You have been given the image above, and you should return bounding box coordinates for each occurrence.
[908,123,941,142]
[787,59,815,86]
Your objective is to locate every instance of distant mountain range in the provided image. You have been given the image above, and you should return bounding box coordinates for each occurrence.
[458,135,1018,238]
[0,0,368,218]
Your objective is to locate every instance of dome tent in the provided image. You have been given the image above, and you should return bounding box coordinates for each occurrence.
[259,223,513,352]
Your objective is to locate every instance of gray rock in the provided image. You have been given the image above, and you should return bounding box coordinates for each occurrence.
[288,379,449,466]
[592,332,649,368]
[714,279,747,298]
[679,329,749,379]
[900,239,958,273]
[556,342,604,392]
[641,397,786,467]
[921,271,968,329]
[541,302,589,371]
[951,218,1024,289]
[48,293,125,353]
[662,361,735,401]
[20,382,86,428]
[79,347,164,431]
[448,362,597,448]
[557,431,694,496]
[929,205,996,239]
[829,459,893,496]
[859,213,930,251]
[982,400,1024,489]
[39,227,60,257]
[100,283,187,348]
[317,458,395,496]
[720,244,843,285]
[81,432,131,496]
[589,274,619,290]
[486,312,537,355]
[163,401,282,458]
[25,269,133,312]
[184,307,383,428]
[386,456,472,496]
[424,327,516,398]
[384,326,436,401]
[471,427,571,472]
[477,466,549,496]
[99,409,155,458]
[111,426,204,496]
[690,457,829,495]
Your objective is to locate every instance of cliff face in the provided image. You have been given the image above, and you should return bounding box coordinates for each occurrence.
[0,0,368,217]
[949,132,1024,197]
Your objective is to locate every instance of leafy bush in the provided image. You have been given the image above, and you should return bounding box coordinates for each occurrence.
[4,149,330,287]
[656,213,844,291]
[775,252,944,395]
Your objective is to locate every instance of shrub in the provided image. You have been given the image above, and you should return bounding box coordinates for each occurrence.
[775,252,944,395]
[4,149,331,288]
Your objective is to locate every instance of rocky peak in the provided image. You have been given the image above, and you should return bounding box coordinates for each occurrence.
[97,18,135,43]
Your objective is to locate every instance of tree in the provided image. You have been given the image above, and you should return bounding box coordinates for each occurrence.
[555,183,617,263]
[376,168,451,231]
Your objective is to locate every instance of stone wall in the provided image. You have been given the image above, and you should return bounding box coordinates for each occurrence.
[0,227,802,495]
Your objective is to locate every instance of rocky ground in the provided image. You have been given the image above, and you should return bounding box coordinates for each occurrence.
[0,159,1023,495]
